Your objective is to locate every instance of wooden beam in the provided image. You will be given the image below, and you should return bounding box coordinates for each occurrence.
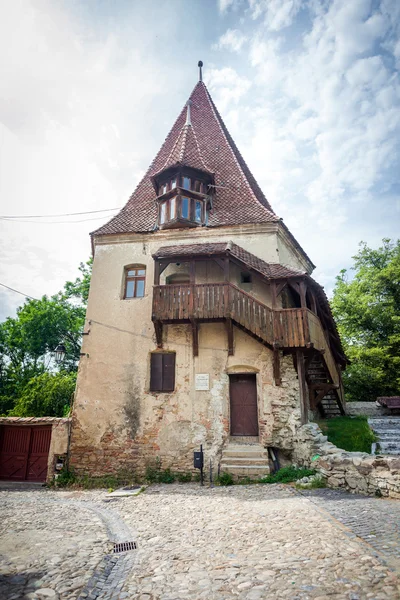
[310,290,317,315]
[224,257,230,282]
[153,260,160,285]
[226,318,234,355]
[213,257,226,272]
[299,280,307,309]
[271,282,277,309]
[289,281,300,295]
[190,260,195,284]
[191,320,199,357]
[311,388,330,411]
[273,349,281,386]
[154,321,163,348]
[276,281,287,297]
[296,349,309,425]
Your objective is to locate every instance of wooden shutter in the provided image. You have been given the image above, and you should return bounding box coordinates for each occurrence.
[150,353,175,392]
[162,353,175,392]
[150,353,163,391]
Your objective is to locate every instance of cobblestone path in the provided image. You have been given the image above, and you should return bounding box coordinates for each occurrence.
[1,484,400,600]
[299,488,400,572]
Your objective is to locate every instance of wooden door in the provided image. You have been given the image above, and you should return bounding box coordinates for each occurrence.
[230,374,259,436]
[26,427,52,481]
[0,425,51,482]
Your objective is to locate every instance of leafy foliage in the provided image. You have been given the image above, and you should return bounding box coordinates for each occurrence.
[216,471,234,486]
[332,239,400,402]
[8,372,77,417]
[318,416,376,453]
[259,466,316,484]
[0,259,92,416]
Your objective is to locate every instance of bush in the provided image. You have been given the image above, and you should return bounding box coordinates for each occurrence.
[318,416,376,453]
[54,468,136,489]
[176,472,192,483]
[259,466,316,484]
[216,472,234,486]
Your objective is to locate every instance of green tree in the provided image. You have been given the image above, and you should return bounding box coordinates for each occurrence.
[332,239,400,402]
[0,258,92,416]
[9,372,77,417]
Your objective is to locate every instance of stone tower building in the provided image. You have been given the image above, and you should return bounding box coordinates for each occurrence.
[69,68,346,478]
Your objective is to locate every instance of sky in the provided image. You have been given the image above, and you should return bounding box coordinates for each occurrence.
[0,0,399,321]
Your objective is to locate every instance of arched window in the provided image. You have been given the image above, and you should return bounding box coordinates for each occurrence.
[124,266,146,298]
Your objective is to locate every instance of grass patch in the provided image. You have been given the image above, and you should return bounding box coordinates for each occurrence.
[216,472,234,486]
[259,466,316,484]
[54,468,137,490]
[318,415,376,453]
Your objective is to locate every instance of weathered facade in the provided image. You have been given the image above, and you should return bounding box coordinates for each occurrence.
[70,69,347,478]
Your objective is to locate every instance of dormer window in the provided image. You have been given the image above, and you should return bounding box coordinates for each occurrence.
[170,197,176,219]
[181,197,189,219]
[153,166,213,230]
[195,200,202,222]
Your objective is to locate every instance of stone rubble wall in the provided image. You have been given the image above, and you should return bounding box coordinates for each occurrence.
[292,422,400,500]
[346,401,393,417]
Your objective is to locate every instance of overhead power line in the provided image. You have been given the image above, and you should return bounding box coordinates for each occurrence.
[0,282,39,301]
[0,214,117,224]
[0,207,121,219]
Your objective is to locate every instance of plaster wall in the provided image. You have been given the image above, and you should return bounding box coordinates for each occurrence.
[70,226,300,474]
[47,420,70,482]
[70,226,304,475]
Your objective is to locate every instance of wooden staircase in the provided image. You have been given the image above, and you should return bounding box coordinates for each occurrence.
[306,355,343,418]
[153,282,346,417]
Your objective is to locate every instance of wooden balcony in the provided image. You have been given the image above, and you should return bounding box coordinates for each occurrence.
[152,282,345,415]
[153,282,326,351]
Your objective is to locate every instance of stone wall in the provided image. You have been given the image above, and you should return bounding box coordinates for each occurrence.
[346,402,391,417]
[292,423,400,499]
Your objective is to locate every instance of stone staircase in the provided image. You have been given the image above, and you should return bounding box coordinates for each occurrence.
[219,438,271,480]
[368,417,400,455]
[307,355,342,418]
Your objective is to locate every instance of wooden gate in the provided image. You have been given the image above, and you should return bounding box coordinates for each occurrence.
[229,374,259,436]
[0,425,52,482]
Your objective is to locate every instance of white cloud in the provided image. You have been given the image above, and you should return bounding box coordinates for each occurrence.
[218,0,237,14]
[214,29,248,53]
[205,67,252,112]
[211,0,400,289]
[249,0,304,31]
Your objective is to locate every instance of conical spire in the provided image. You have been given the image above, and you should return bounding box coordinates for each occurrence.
[154,100,212,177]
[93,80,278,236]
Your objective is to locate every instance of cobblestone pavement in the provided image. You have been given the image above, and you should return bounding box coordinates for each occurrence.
[1,484,400,600]
[299,488,400,571]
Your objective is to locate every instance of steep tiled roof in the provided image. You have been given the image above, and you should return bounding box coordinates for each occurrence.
[153,241,306,280]
[154,121,212,176]
[93,81,278,236]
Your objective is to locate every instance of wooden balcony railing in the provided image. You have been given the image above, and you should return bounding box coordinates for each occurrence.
[152,282,341,391]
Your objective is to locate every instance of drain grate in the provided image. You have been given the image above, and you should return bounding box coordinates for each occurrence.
[113,541,137,553]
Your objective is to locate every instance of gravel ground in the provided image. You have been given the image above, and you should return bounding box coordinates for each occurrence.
[0,484,399,600]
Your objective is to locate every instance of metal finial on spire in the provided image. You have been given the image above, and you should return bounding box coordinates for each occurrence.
[198,60,203,82]
[185,100,192,126]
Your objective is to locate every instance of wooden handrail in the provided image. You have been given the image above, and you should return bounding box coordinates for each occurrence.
[152,282,343,406]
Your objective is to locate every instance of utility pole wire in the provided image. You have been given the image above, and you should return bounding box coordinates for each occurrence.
[0,207,122,219]
[0,282,39,301]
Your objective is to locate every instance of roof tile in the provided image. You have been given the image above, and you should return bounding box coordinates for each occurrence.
[93,81,278,236]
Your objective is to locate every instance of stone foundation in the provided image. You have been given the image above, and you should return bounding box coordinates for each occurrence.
[293,423,400,499]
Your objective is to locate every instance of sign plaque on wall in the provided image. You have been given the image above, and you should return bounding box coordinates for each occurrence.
[195,374,210,391]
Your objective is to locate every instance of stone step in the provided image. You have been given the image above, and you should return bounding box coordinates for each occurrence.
[229,436,259,444]
[220,456,270,466]
[369,418,400,426]
[219,464,271,478]
[222,448,269,459]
